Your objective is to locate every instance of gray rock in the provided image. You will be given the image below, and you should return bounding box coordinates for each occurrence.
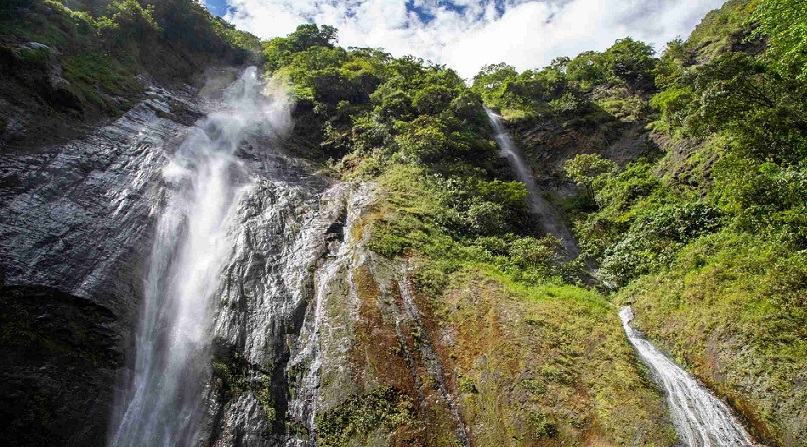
[18,42,52,52]
[0,83,204,445]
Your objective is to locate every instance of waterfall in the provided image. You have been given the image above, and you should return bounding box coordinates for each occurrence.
[286,195,352,445]
[619,306,756,447]
[483,107,580,258]
[109,67,290,447]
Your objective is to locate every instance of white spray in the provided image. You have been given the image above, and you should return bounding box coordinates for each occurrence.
[110,67,291,447]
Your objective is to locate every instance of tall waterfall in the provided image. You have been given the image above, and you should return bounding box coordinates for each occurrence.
[483,107,580,258]
[110,68,290,446]
[619,306,755,447]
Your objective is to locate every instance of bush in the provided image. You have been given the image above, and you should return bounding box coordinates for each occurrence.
[317,387,413,447]
[753,0,807,82]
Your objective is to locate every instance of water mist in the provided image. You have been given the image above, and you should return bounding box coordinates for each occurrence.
[109,67,291,447]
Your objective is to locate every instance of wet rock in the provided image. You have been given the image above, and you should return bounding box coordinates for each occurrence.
[18,42,51,52]
[0,285,122,446]
[0,85,205,445]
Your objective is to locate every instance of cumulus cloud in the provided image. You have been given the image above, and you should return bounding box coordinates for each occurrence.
[222,0,725,79]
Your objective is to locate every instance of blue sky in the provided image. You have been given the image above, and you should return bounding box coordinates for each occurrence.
[206,0,229,16]
[205,0,726,78]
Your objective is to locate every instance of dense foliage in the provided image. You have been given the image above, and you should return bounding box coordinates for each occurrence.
[470,37,657,121]
[0,0,260,116]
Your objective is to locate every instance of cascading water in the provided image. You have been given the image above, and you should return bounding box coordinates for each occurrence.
[483,107,580,258]
[110,67,290,447]
[619,306,755,447]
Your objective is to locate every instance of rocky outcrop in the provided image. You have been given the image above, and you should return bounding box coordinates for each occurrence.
[0,285,121,446]
[512,118,658,194]
[1,41,100,150]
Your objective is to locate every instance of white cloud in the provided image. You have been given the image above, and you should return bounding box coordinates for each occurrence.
[223,0,725,79]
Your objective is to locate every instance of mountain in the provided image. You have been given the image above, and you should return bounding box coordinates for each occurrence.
[0,1,804,446]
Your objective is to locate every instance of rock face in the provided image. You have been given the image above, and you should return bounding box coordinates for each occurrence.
[510,118,659,198]
[1,42,93,150]
[0,285,120,446]
[0,82,203,445]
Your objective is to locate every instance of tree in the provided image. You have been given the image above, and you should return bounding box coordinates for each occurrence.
[682,52,807,165]
[601,37,657,91]
[549,57,571,74]
[284,24,338,51]
[752,0,807,82]
[93,0,161,52]
[564,153,618,195]
[655,38,690,89]
[566,51,606,90]
[471,63,518,106]
[264,24,339,70]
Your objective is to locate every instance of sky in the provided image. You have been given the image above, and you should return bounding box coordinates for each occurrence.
[204,0,725,79]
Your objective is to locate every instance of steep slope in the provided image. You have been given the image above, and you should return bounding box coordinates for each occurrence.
[304,165,675,446]
[0,0,258,151]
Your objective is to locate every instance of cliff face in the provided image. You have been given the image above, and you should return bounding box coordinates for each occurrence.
[0,82,204,444]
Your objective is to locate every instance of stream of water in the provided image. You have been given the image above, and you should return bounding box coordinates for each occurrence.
[109,68,288,446]
[483,107,580,258]
[619,306,756,447]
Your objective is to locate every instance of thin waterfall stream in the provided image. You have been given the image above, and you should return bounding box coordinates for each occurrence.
[483,107,581,258]
[620,306,756,446]
[110,67,290,446]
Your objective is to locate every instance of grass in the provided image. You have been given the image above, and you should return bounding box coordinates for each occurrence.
[62,50,139,106]
[427,265,676,446]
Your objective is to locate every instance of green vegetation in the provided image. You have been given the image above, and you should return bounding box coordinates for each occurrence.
[465,0,807,444]
[685,0,762,62]
[316,387,414,447]
[752,0,807,81]
[470,36,658,122]
[258,24,584,291]
[622,231,807,443]
[0,0,260,119]
[435,267,676,446]
[211,346,277,424]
